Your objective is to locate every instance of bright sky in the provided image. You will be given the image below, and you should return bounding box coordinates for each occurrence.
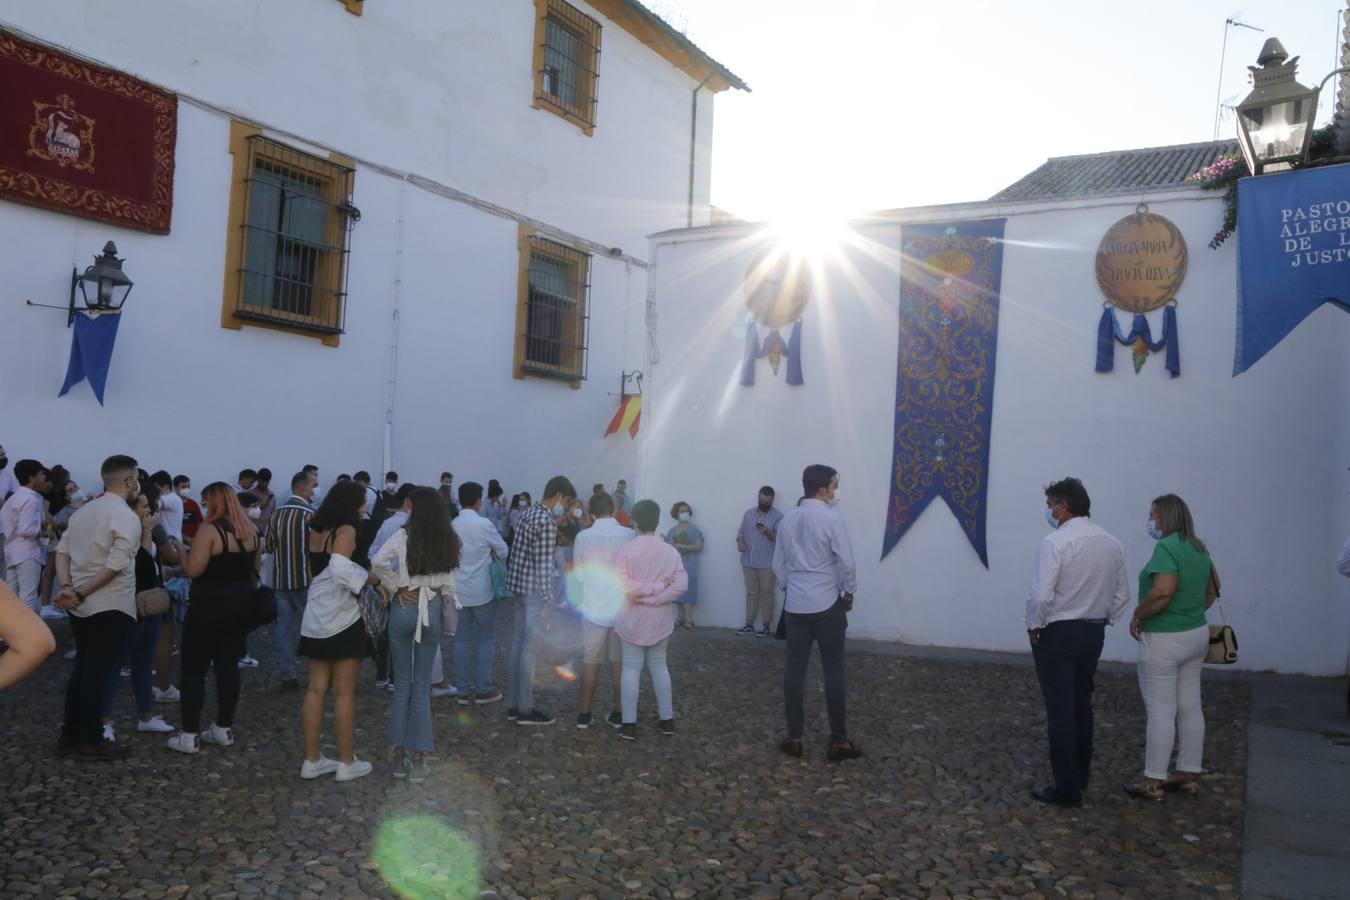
[654,0,1348,222]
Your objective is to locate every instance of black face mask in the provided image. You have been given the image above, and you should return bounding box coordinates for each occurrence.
[0,456,7,470]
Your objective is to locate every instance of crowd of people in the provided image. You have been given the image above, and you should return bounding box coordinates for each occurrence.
[0,441,1276,805]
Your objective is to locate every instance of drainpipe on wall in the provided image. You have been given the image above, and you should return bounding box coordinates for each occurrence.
[687,73,715,228]
[382,177,409,477]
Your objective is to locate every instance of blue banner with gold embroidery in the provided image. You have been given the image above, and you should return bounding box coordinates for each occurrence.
[882,219,1005,566]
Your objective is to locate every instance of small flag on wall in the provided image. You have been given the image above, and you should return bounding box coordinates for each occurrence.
[604,394,641,439]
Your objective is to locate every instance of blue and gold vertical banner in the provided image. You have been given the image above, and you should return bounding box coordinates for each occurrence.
[882,219,1005,566]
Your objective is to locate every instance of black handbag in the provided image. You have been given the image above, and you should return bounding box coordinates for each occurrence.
[251,585,278,629]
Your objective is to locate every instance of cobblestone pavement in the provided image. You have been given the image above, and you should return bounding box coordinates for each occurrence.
[0,606,1249,899]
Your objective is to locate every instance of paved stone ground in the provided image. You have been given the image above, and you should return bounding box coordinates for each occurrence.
[0,606,1249,899]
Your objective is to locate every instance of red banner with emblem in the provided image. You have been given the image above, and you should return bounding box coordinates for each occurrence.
[0,28,176,234]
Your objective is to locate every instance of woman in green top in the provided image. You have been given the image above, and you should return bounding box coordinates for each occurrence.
[1126,494,1219,801]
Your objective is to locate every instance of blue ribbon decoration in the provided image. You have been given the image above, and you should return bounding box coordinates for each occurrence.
[739,323,761,385]
[786,320,803,385]
[59,311,122,405]
[1095,306,1179,377]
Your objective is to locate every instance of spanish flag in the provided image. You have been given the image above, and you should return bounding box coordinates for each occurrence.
[604,394,641,439]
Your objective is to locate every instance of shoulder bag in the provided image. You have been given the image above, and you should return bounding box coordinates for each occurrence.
[357,583,390,641]
[1205,564,1238,664]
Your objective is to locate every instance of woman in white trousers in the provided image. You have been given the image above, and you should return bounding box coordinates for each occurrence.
[1127,494,1219,801]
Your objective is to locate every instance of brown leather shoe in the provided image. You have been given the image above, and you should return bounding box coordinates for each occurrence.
[779,737,803,758]
[826,739,864,762]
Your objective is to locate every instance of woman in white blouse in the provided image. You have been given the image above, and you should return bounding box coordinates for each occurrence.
[297,481,378,783]
[371,487,460,781]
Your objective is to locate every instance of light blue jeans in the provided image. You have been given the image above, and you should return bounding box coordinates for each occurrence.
[454,599,497,695]
[388,598,443,753]
[621,637,673,725]
[273,589,307,680]
[507,591,547,712]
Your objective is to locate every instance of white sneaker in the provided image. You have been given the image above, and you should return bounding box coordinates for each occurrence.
[102,723,115,742]
[375,679,390,689]
[63,649,77,661]
[385,682,395,693]
[40,606,65,620]
[300,755,340,779]
[200,724,234,746]
[137,715,175,734]
[237,655,260,669]
[153,685,180,703]
[165,732,199,754]
[431,685,459,697]
[335,757,373,782]
[119,667,131,679]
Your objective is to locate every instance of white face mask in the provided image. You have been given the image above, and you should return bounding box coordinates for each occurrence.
[517,499,528,509]
[385,481,397,491]
[571,507,584,519]
[178,488,190,497]
[71,489,88,504]
[246,507,261,520]
[678,511,691,522]
[828,488,840,507]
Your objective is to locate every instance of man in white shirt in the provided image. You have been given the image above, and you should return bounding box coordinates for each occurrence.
[1025,477,1129,807]
[53,454,143,759]
[570,491,635,729]
[1,459,52,614]
[451,482,510,704]
[0,445,20,569]
[773,464,861,762]
[370,484,416,559]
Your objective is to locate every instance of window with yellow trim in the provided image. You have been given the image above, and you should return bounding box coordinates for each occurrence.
[338,0,363,16]
[532,0,601,133]
[221,127,357,343]
[515,230,590,382]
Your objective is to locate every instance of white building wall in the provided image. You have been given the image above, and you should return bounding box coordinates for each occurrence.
[0,0,716,256]
[641,193,1350,676]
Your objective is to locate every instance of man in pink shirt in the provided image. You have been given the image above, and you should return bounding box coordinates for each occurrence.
[614,499,687,741]
[1,459,52,614]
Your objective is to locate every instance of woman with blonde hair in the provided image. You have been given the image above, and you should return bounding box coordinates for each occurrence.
[1126,493,1219,801]
[166,483,259,755]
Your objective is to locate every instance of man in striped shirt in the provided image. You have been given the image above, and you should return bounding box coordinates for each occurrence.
[737,486,783,635]
[265,472,315,691]
[505,475,576,726]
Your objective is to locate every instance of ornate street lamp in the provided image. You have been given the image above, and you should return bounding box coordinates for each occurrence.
[69,241,133,325]
[1235,39,1319,175]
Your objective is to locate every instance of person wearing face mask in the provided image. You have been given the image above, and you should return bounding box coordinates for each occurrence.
[484,480,507,535]
[1024,477,1128,807]
[0,446,19,570]
[773,465,860,762]
[1125,494,1218,802]
[504,476,576,726]
[506,492,532,550]
[664,502,703,629]
[52,455,144,759]
[266,472,318,692]
[736,486,783,636]
[253,469,276,538]
[174,475,203,541]
[1,459,52,615]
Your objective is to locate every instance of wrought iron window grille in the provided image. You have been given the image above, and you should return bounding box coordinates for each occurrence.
[234,135,356,335]
[521,234,590,381]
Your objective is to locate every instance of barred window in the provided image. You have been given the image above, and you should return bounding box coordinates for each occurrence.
[532,0,601,133]
[515,230,590,382]
[231,136,355,337]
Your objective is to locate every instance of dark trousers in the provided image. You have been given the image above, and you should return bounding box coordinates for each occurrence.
[180,586,250,733]
[1031,620,1105,799]
[783,598,849,744]
[64,611,134,745]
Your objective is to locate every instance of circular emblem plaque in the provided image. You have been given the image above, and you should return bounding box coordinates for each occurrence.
[1095,204,1188,314]
[744,248,810,328]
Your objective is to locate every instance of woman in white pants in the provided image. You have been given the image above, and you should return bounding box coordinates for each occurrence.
[1127,494,1218,801]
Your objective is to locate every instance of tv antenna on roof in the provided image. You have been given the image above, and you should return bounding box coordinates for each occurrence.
[1213,17,1265,140]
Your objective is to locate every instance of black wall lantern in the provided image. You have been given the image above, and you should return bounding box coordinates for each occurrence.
[70,241,133,325]
[26,240,134,326]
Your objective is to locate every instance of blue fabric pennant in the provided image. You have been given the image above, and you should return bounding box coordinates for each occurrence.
[786,320,803,385]
[59,311,121,405]
[1235,165,1350,375]
[882,218,1006,567]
